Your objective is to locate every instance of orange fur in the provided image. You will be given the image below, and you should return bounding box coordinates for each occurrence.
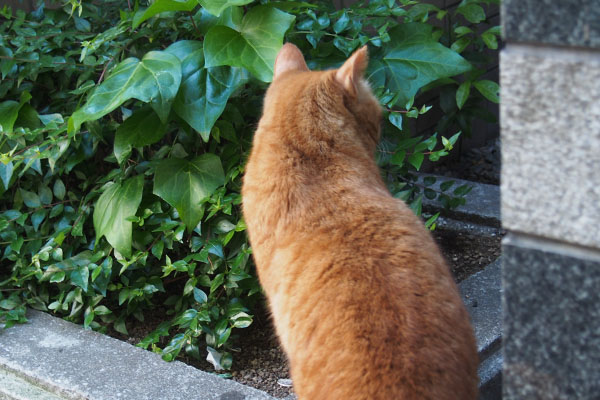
[242,43,478,400]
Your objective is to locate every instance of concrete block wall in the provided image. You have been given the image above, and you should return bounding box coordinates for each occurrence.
[500,1,600,398]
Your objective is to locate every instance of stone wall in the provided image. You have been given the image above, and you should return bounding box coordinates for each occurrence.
[500,1,600,398]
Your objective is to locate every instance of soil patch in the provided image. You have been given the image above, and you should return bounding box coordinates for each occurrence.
[109,229,502,398]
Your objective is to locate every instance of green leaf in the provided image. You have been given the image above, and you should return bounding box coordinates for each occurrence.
[333,11,350,33]
[193,287,208,303]
[153,155,225,231]
[93,175,144,258]
[456,81,471,109]
[84,309,95,328]
[53,179,66,200]
[440,180,455,192]
[390,150,406,166]
[388,113,402,130]
[481,32,498,50]
[114,317,128,335]
[423,176,436,186]
[409,195,422,215]
[456,3,486,23]
[0,91,31,133]
[20,189,41,208]
[31,209,46,231]
[0,46,15,79]
[198,0,254,17]
[114,107,168,164]
[424,212,440,229]
[204,5,295,82]
[69,51,182,134]
[0,161,14,190]
[50,271,66,283]
[451,37,471,53]
[95,305,112,315]
[70,265,89,292]
[368,23,471,108]
[453,184,473,196]
[474,80,499,103]
[407,152,425,171]
[39,185,52,205]
[166,40,247,141]
[132,0,197,29]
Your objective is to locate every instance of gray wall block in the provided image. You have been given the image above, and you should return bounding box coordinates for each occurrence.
[502,237,600,400]
[502,0,600,49]
[500,47,600,249]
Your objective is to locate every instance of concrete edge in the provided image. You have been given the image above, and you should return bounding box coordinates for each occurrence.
[0,311,275,400]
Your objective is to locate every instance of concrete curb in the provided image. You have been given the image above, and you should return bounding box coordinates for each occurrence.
[0,257,502,400]
[0,311,275,400]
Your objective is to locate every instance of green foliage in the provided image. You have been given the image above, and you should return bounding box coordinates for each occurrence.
[0,0,497,369]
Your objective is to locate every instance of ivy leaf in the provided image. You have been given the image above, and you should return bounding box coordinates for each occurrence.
[198,0,254,17]
[114,107,168,164]
[69,51,182,134]
[93,175,144,258]
[0,91,31,133]
[193,287,208,304]
[70,265,89,292]
[20,189,41,208]
[407,152,425,171]
[388,113,403,130]
[0,161,14,190]
[474,80,500,103]
[456,3,485,24]
[204,5,295,82]
[368,23,471,108]
[153,155,225,231]
[456,81,471,109]
[0,46,16,79]
[132,0,197,29]
[481,32,498,50]
[166,40,247,141]
[53,179,66,200]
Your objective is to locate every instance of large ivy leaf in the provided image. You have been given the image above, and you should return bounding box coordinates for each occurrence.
[69,51,182,134]
[153,155,225,231]
[204,5,295,82]
[132,0,197,29]
[114,107,168,164]
[93,175,144,258]
[368,23,471,108]
[166,40,247,141]
[198,0,254,17]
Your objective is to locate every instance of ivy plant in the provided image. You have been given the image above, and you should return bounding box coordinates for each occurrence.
[0,0,498,370]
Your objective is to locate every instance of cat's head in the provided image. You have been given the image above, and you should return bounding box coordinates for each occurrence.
[261,43,381,152]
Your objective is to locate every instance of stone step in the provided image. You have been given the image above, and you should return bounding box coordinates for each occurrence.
[460,258,503,400]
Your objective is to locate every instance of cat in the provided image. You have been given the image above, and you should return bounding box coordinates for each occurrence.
[241,43,478,400]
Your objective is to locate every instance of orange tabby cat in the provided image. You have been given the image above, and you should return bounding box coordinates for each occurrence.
[242,43,478,400]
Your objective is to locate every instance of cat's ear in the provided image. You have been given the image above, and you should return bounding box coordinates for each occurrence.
[273,43,309,80]
[335,46,368,97]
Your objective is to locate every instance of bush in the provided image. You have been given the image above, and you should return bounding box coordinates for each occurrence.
[0,0,498,369]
